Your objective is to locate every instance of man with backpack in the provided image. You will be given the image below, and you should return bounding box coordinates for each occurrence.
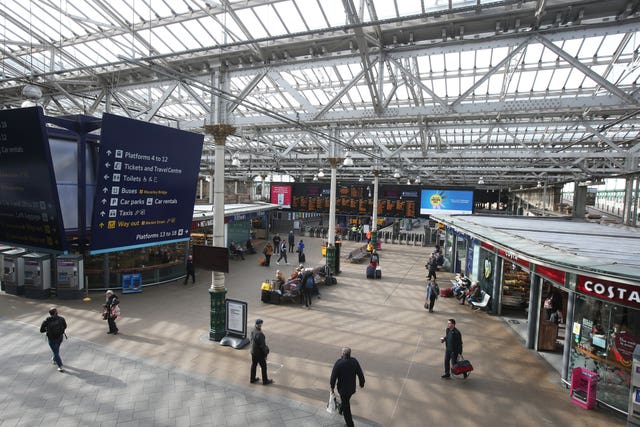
[40,307,67,372]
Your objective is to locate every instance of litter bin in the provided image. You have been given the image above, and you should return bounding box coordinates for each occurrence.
[570,367,598,409]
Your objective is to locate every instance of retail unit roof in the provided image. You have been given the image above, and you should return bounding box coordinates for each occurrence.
[193,202,280,219]
[431,214,640,283]
[1,1,639,188]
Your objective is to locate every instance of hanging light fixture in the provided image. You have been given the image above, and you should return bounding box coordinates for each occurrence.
[477,176,485,185]
[406,178,412,185]
[393,169,400,179]
[317,168,325,178]
[343,151,354,166]
[358,174,364,182]
[536,181,542,188]
[313,174,318,181]
[231,154,240,167]
[415,176,421,184]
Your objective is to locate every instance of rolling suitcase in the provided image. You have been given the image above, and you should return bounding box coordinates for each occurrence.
[375,266,382,279]
[261,290,271,303]
[366,265,375,279]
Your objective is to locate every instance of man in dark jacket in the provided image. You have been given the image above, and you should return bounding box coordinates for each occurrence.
[441,318,465,379]
[184,255,195,284]
[250,319,273,385]
[330,347,365,427]
[40,307,67,372]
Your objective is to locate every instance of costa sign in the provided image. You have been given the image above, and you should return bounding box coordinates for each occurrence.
[577,276,640,308]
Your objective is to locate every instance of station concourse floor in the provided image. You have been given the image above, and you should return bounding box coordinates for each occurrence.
[0,235,626,427]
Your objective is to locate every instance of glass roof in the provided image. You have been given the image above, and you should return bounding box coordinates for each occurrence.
[1,0,639,187]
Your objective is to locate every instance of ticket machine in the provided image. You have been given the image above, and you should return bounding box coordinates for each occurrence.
[3,248,26,295]
[56,255,84,299]
[22,252,52,299]
[0,245,15,291]
[628,345,640,426]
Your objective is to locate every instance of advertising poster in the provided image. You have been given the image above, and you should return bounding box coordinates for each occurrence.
[420,189,474,215]
[270,184,292,208]
[89,113,203,253]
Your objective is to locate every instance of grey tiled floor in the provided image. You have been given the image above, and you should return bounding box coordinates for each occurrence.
[0,319,364,427]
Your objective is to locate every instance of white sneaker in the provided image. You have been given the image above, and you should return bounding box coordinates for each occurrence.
[51,358,56,365]
[57,367,64,372]
[276,262,279,265]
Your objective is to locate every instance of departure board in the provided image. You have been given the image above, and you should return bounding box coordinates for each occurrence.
[0,107,66,252]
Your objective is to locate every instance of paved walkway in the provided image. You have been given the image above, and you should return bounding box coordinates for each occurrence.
[0,235,627,426]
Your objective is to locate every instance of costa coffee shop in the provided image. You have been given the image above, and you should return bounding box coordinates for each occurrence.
[431,214,640,414]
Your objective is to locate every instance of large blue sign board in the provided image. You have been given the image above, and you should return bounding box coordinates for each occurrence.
[89,114,203,254]
[0,107,66,252]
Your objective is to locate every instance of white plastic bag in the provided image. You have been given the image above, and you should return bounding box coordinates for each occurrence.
[326,391,338,414]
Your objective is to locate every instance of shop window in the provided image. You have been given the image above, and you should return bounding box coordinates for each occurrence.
[570,295,639,412]
[502,260,530,309]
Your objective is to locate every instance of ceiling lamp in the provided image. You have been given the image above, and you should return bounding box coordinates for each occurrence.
[343,151,354,166]
[406,178,412,185]
[477,177,485,185]
[393,169,400,179]
[536,181,542,188]
[231,154,240,167]
[22,84,42,100]
[317,168,325,178]
[313,174,318,181]
[358,174,364,182]
[415,176,421,184]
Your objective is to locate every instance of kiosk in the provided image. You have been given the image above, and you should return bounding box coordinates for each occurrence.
[0,245,15,291]
[56,255,84,299]
[23,253,51,299]
[2,248,26,295]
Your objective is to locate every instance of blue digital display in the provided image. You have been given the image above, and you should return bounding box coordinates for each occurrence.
[89,114,203,254]
[0,107,66,252]
[420,189,474,215]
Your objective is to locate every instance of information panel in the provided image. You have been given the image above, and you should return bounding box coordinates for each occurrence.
[89,114,203,254]
[0,107,66,252]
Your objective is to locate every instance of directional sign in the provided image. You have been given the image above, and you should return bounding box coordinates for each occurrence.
[89,114,203,254]
[0,107,66,252]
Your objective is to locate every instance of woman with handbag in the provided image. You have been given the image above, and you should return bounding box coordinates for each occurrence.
[104,290,120,335]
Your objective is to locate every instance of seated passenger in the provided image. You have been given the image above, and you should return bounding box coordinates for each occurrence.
[228,241,245,260]
[245,239,256,254]
[466,281,482,305]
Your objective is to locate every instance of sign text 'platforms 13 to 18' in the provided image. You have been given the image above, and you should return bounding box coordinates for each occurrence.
[89,114,203,254]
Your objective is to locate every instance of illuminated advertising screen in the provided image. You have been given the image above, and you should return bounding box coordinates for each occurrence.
[420,189,474,215]
[270,184,292,208]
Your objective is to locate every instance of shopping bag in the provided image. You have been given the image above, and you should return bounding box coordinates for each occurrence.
[326,391,339,414]
[452,356,473,375]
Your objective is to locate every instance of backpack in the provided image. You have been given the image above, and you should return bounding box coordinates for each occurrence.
[47,317,65,338]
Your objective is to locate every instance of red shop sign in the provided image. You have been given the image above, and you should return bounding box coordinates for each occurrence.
[498,249,530,269]
[536,265,566,285]
[577,276,640,308]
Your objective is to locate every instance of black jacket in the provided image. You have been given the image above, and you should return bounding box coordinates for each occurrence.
[330,356,365,396]
[40,315,67,339]
[250,326,269,359]
[444,327,463,354]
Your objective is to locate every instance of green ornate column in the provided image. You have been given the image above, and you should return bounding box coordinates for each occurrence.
[203,124,236,341]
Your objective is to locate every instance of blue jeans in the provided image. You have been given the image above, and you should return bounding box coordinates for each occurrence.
[444,351,459,375]
[48,335,63,368]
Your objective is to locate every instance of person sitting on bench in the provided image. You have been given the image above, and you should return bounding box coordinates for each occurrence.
[466,281,482,306]
[229,241,245,260]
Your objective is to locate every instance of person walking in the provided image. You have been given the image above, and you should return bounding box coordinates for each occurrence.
[330,347,365,427]
[276,240,288,264]
[40,307,67,372]
[272,234,281,254]
[104,290,120,335]
[296,239,305,263]
[288,230,295,253]
[441,318,465,379]
[184,255,195,284]
[250,319,273,385]
[425,278,439,313]
[426,255,437,280]
[262,242,274,266]
[300,269,314,309]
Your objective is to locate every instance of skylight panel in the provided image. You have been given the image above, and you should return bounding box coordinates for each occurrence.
[597,33,626,57]
[369,0,398,20]
[150,27,183,54]
[397,1,423,16]
[273,1,307,33]
[475,48,492,69]
[444,52,459,71]
[297,0,327,30]
[559,39,583,58]
[320,0,347,26]
[167,23,200,49]
[235,7,269,39]
[429,54,445,73]
[578,36,603,58]
[531,69,554,92]
[147,28,175,55]
[256,4,287,36]
[486,75,504,95]
[431,78,447,98]
[523,43,544,64]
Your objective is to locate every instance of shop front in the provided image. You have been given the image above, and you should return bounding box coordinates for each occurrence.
[569,275,639,413]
